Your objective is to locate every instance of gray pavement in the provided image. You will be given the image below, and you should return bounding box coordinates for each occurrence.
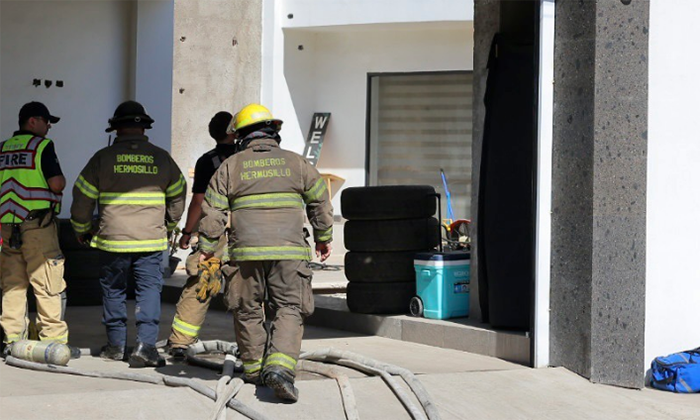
[1,304,698,420]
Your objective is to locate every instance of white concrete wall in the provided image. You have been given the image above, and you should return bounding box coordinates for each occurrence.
[171,0,262,187]
[0,1,133,218]
[646,0,700,370]
[280,0,473,28]
[287,24,471,213]
[263,7,472,212]
[134,0,174,151]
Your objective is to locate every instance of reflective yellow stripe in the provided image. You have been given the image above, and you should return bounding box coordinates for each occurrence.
[40,334,68,344]
[99,192,165,206]
[230,246,312,261]
[205,188,229,210]
[315,227,333,242]
[70,218,92,234]
[303,178,327,204]
[166,221,178,232]
[172,316,200,337]
[91,236,168,253]
[265,352,297,372]
[166,174,186,198]
[4,333,25,343]
[198,235,218,253]
[243,359,263,374]
[231,193,303,211]
[100,192,164,197]
[75,175,99,199]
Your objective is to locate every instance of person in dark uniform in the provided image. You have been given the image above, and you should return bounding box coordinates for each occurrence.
[167,112,239,359]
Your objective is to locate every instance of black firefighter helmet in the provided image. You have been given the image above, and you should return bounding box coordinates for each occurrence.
[106,100,154,133]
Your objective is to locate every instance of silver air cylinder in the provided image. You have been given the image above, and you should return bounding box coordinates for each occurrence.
[10,340,71,366]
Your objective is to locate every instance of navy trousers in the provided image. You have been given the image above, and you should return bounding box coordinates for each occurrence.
[99,251,164,347]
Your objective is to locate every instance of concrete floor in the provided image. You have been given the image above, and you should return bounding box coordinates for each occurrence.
[1,304,698,420]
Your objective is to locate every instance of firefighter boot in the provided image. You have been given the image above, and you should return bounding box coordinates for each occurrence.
[68,345,82,359]
[100,344,126,361]
[262,365,299,402]
[169,347,187,361]
[128,342,165,368]
[243,371,262,386]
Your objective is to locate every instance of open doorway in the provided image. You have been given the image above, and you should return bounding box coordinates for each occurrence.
[475,0,541,365]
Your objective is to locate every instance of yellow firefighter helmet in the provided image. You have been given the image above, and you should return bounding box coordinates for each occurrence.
[227,104,283,134]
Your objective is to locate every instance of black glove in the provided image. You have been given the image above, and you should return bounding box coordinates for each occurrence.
[78,233,93,247]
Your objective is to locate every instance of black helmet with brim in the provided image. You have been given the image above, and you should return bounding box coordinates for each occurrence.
[106,100,154,132]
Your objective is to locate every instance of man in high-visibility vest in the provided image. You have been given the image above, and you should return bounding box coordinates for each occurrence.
[70,101,186,367]
[0,102,79,358]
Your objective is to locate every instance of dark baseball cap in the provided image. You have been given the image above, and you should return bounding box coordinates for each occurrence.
[19,102,60,124]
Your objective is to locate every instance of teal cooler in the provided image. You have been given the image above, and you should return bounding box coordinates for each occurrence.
[413,252,471,320]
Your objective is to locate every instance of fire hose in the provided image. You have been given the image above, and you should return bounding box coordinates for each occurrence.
[4,354,270,420]
[4,341,441,420]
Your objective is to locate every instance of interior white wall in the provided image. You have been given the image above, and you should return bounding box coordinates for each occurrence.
[646,0,700,369]
[134,0,174,151]
[280,0,473,28]
[275,23,472,213]
[0,1,133,218]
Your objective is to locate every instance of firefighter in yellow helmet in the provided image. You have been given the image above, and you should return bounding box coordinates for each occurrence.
[198,104,333,402]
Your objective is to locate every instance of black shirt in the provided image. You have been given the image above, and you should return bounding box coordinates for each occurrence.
[192,143,238,194]
[10,130,63,179]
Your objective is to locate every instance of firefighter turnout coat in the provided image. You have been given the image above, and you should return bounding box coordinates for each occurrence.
[197,136,333,258]
[70,135,186,252]
[197,135,333,377]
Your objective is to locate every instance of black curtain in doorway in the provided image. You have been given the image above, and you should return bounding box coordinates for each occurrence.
[477,33,535,330]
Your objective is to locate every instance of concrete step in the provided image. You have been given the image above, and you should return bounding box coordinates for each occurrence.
[163,228,529,366]
[308,294,530,366]
[163,274,530,366]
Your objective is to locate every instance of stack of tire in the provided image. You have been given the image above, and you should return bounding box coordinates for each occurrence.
[341,186,440,314]
[58,219,104,306]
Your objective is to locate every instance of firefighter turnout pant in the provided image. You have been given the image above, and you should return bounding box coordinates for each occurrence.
[226,260,314,380]
[169,239,227,349]
[99,251,163,347]
[169,251,212,348]
[0,219,68,344]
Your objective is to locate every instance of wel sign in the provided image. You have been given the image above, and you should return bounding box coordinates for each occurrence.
[303,113,331,166]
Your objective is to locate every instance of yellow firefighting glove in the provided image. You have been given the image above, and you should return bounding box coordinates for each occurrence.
[195,257,222,302]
